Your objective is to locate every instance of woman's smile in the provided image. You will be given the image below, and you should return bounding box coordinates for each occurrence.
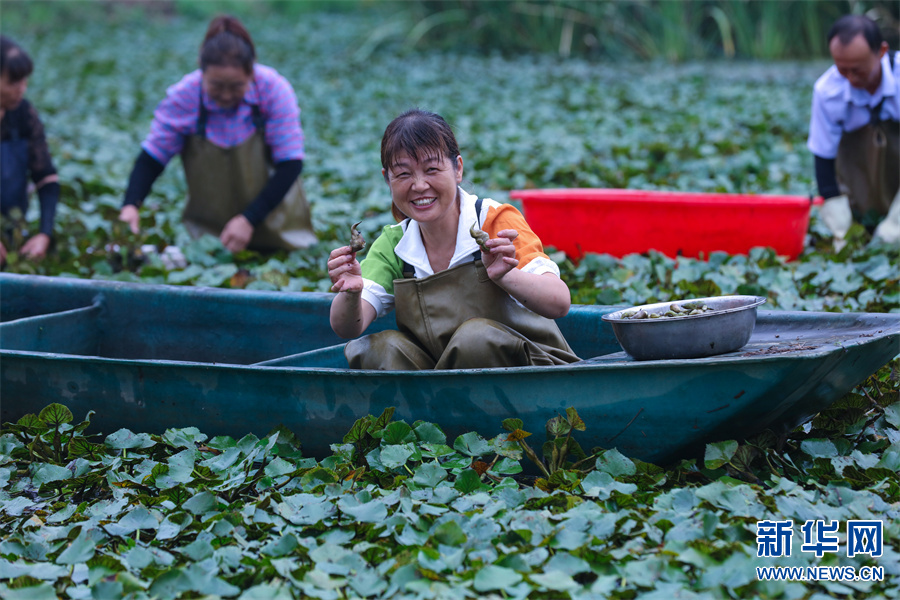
[386,151,463,226]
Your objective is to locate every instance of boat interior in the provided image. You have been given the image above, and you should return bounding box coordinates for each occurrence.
[1,275,897,369]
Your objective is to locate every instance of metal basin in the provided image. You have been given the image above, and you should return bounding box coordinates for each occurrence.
[601,295,767,360]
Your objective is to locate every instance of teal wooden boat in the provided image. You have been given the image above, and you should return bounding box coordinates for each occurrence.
[1,273,898,464]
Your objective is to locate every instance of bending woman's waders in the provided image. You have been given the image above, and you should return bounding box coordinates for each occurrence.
[345,258,581,370]
[836,99,900,229]
[181,99,316,251]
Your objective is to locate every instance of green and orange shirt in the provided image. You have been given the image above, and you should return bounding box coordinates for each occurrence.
[360,188,560,317]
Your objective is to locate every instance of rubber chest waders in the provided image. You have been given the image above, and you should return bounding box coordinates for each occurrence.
[345,201,580,370]
[181,90,316,251]
[836,52,900,228]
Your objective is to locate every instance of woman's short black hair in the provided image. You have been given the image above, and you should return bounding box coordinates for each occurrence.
[380,109,462,222]
[1,35,34,83]
[827,15,884,52]
[381,109,460,171]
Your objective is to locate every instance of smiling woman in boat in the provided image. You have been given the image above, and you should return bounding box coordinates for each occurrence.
[328,109,580,370]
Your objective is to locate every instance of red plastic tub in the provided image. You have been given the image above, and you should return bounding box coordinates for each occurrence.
[510,188,819,261]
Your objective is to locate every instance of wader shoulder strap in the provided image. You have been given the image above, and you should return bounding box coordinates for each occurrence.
[197,87,208,138]
[871,50,898,125]
[400,197,483,278]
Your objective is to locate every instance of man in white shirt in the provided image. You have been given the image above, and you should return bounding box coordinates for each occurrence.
[808,15,899,250]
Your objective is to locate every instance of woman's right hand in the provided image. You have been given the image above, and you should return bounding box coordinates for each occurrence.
[119,205,141,234]
[328,245,363,293]
[329,245,376,339]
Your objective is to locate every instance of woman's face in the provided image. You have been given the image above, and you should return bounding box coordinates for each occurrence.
[201,64,252,109]
[384,150,463,226]
[0,71,28,111]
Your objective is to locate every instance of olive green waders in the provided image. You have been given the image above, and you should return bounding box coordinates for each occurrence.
[345,259,581,370]
[180,102,316,251]
[836,106,899,229]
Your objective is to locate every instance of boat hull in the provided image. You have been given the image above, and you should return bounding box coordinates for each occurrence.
[2,274,897,464]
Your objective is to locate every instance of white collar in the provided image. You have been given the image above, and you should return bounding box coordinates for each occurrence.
[394,187,483,277]
[844,52,897,106]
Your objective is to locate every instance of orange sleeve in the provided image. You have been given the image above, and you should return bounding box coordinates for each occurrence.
[481,203,548,269]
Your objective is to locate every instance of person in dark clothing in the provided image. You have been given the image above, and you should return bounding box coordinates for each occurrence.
[1,35,60,263]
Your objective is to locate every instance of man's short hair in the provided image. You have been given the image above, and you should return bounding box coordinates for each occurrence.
[827,15,884,52]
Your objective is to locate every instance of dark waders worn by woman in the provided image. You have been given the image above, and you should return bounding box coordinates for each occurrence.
[328,109,579,371]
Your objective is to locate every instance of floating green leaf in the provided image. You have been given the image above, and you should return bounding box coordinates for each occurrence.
[704,440,739,469]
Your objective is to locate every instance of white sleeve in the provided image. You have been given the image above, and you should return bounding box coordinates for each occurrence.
[807,87,844,159]
[361,278,395,319]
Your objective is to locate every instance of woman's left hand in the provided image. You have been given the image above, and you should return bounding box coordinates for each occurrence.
[20,233,50,261]
[220,215,254,252]
[481,229,520,281]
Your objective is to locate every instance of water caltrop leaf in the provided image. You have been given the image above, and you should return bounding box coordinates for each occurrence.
[16,413,42,429]
[162,427,207,448]
[195,264,239,288]
[884,403,900,429]
[37,403,73,427]
[453,432,491,457]
[105,429,156,450]
[56,530,98,565]
[237,582,295,600]
[338,499,387,523]
[529,570,581,592]
[595,448,637,477]
[371,407,396,429]
[413,421,446,444]
[104,506,160,536]
[264,457,296,478]
[183,491,219,515]
[473,565,522,592]
[453,468,489,493]
[800,438,840,458]
[0,582,60,600]
[31,463,73,490]
[432,520,467,547]
[343,415,373,444]
[148,568,193,598]
[413,462,448,487]
[704,440,739,469]
[506,428,531,442]
[381,421,415,445]
[565,407,586,431]
[502,418,524,432]
[379,443,416,469]
[200,447,242,471]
